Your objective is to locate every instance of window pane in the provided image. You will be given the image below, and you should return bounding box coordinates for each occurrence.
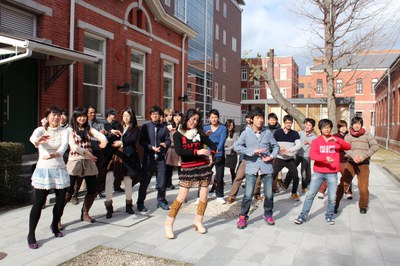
[84,35,102,52]
[83,85,101,109]
[83,62,102,85]
[164,77,172,97]
[131,53,143,64]
[131,68,143,93]
[131,93,144,117]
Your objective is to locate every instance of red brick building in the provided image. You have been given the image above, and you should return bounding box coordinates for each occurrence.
[374,55,400,153]
[240,56,299,123]
[0,0,195,153]
[300,51,400,134]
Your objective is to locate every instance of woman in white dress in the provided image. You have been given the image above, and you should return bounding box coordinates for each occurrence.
[28,106,70,249]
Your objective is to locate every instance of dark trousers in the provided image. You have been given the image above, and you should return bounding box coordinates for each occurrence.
[285,156,311,190]
[138,158,167,205]
[272,158,299,194]
[213,156,225,197]
[28,188,66,243]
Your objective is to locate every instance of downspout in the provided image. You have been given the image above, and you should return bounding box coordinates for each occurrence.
[69,0,75,117]
[181,33,187,113]
[203,1,208,121]
[386,68,391,149]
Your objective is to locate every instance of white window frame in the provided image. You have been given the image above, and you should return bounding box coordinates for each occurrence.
[163,61,174,110]
[254,88,260,100]
[356,78,363,94]
[241,69,248,81]
[222,57,226,72]
[336,79,343,94]
[215,23,219,40]
[216,0,220,11]
[130,49,146,119]
[83,33,106,116]
[222,85,226,101]
[223,2,227,18]
[280,67,287,80]
[371,78,378,95]
[165,0,171,7]
[241,88,247,100]
[214,82,219,99]
[1,4,37,37]
[223,30,226,45]
[280,88,287,98]
[232,37,237,52]
[215,53,219,69]
[316,79,323,94]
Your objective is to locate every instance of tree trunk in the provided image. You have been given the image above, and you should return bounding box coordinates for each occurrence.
[265,49,306,127]
[324,0,337,132]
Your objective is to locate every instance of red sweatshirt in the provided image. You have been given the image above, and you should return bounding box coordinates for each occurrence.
[310,135,351,173]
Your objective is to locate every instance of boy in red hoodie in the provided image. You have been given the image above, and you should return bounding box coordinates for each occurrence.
[294,119,351,225]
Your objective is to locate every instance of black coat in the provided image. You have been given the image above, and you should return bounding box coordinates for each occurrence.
[121,127,142,177]
[139,121,171,163]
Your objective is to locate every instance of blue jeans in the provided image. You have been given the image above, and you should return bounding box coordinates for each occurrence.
[240,174,273,217]
[299,172,338,219]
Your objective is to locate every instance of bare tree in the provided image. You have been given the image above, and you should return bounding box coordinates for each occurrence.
[296,0,399,129]
[244,50,306,126]
[244,0,399,130]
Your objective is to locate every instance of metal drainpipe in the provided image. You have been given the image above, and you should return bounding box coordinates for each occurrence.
[386,68,391,149]
[181,33,187,113]
[69,0,75,117]
[202,1,208,122]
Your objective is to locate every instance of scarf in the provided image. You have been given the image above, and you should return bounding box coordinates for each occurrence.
[350,128,366,137]
[178,126,201,142]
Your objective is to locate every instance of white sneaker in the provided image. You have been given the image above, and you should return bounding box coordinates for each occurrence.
[216,197,226,204]
[194,198,200,205]
[317,192,324,199]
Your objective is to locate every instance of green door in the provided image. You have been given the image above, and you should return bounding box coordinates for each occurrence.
[0,58,38,154]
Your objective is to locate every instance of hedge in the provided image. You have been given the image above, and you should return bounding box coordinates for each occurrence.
[0,142,30,206]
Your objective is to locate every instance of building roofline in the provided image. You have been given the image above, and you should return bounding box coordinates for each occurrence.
[145,0,197,39]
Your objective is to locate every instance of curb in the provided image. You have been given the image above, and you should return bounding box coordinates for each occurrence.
[382,166,400,183]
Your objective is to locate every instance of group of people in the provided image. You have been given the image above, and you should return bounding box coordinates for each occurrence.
[28,104,379,247]
[231,108,379,229]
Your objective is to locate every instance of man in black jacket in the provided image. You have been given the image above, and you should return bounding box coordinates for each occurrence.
[137,106,171,212]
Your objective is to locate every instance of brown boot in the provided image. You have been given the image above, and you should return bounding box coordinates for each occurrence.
[164,200,182,239]
[81,194,96,223]
[125,199,134,214]
[194,200,207,234]
[104,200,113,219]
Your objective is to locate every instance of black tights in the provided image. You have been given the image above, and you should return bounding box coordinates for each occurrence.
[28,188,66,244]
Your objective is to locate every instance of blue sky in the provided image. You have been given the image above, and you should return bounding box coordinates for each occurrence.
[241,0,400,75]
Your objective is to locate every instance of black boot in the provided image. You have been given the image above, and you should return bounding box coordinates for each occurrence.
[126,199,134,214]
[104,200,113,219]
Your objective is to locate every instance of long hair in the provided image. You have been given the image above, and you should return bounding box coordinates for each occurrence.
[44,106,62,130]
[225,119,236,138]
[172,110,183,128]
[121,107,138,135]
[181,108,203,134]
[70,107,90,142]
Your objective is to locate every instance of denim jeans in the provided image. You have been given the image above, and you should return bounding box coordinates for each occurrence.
[299,172,338,219]
[240,174,273,217]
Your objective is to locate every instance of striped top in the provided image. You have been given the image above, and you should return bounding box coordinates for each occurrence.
[344,131,379,164]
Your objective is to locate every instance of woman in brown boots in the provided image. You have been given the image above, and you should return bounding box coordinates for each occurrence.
[66,107,107,223]
[104,108,142,218]
[164,109,217,239]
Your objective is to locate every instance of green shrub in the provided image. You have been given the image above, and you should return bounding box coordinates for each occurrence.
[0,142,28,206]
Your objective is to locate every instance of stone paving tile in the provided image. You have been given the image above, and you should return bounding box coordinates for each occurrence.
[1,163,400,265]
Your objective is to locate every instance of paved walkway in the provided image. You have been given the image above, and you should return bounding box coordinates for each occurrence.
[1,152,400,265]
